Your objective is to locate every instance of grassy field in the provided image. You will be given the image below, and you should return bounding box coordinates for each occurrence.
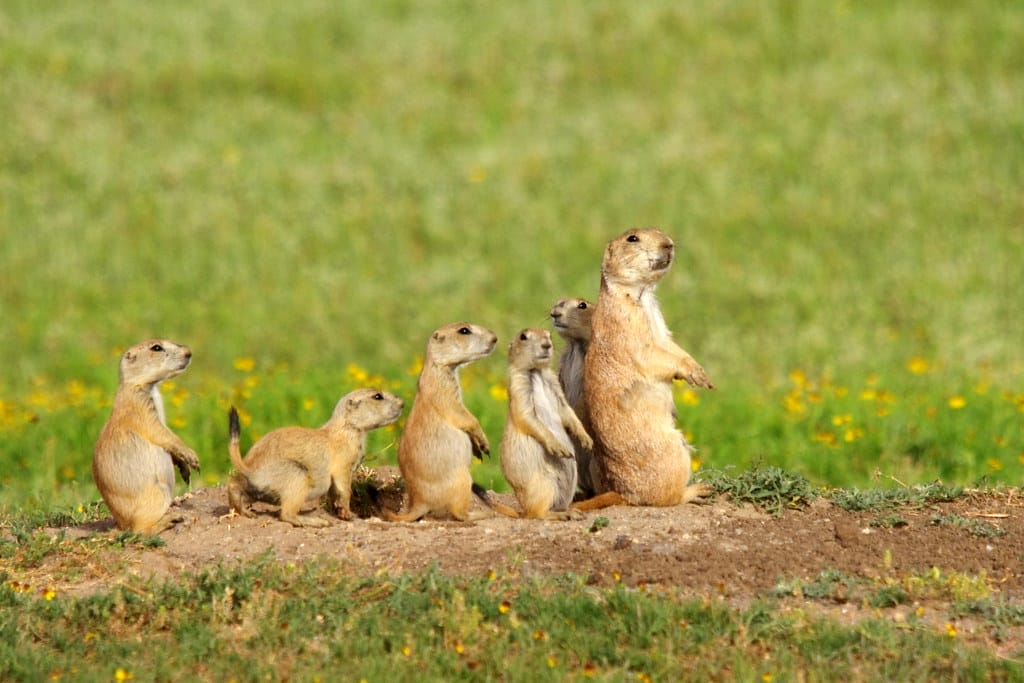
[2,551,1020,682]
[1,1,1022,512]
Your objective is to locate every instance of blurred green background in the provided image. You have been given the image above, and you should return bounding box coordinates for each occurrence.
[1,0,1021,512]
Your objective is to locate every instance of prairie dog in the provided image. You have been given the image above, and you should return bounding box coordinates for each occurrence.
[227,388,403,527]
[499,328,593,519]
[584,228,714,507]
[549,297,596,495]
[386,322,498,522]
[92,339,200,533]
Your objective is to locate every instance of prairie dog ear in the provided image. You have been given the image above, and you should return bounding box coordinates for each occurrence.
[123,350,136,362]
[348,396,362,410]
[433,331,445,343]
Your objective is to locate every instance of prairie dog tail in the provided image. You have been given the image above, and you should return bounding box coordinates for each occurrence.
[472,483,519,518]
[228,406,249,475]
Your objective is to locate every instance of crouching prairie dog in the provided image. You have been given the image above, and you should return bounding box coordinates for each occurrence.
[584,228,714,507]
[549,297,597,496]
[386,322,498,522]
[227,388,403,527]
[499,328,595,519]
[92,339,200,533]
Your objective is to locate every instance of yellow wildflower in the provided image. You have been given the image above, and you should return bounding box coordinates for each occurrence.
[489,384,508,402]
[233,356,256,372]
[466,165,488,184]
[679,389,700,406]
[302,398,315,411]
[945,623,957,638]
[42,587,56,600]
[906,357,930,374]
[114,669,133,681]
[783,391,805,416]
[812,431,837,446]
[987,458,1003,471]
[789,369,808,388]
[407,356,424,376]
[843,427,864,443]
[347,363,369,384]
[498,601,511,614]
[831,414,853,426]
[948,396,966,410]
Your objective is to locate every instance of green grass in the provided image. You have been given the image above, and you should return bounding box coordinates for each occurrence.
[1,556,1019,682]
[1,1,1023,512]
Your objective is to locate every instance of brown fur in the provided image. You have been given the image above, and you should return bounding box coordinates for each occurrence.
[92,339,200,532]
[584,228,713,506]
[549,297,597,496]
[227,388,403,526]
[499,328,593,520]
[386,322,498,522]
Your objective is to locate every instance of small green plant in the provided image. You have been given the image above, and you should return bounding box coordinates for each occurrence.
[769,569,863,601]
[928,514,1006,538]
[829,482,965,512]
[589,516,610,533]
[701,466,817,515]
[950,599,1024,643]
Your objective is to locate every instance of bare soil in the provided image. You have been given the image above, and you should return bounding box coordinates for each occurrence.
[28,470,1024,656]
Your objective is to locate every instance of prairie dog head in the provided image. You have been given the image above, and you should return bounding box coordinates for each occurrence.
[549,298,594,343]
[331,388,404,431]
[425,322,498,368]
[119,339,192,387]
[508,328,554,372]
[601,228,675,288]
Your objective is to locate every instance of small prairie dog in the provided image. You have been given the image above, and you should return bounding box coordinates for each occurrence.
[499,328,593,519]
[387,322,498,522]
[227,388,403,527]
[92,339,200,533]
[549,297,596,495]
[584,228,714,507]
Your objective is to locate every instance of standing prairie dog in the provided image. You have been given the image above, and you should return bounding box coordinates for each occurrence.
[92,339,200,533]
[584,228,714,507]
[227,388,403,527]
[386,322,498,522]
[499,328,594,519]
[549,297,597,496]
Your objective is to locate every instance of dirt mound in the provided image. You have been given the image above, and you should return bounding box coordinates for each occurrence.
[55,471,1021,592]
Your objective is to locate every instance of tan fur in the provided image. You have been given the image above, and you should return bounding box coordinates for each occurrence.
[92,339,200,533]
[386,323,498,522]
[227,388,403,527]
[499,328,593,520]
[549,297,598,496]
[584,228,714,506]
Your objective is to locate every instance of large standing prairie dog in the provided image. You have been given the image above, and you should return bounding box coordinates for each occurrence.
[92,339,200,533]
[386,322,498,522]
[584,228,714,507]
[549,297,597,496]
[499,328,593,519]
[227,388,403,527]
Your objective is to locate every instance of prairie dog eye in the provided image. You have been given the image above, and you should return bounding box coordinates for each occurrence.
[576,302,588,309]
[458,327,472,335]
[519,333,528,341]
[373,393,384,400]
[626,234,639,243]
[150,344,164,352]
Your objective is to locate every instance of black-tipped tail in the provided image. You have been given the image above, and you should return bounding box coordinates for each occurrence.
[471,482,493,509]
[229,406,240,441]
